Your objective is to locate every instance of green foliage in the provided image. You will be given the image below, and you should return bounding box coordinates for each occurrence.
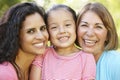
[0,0,32,17]
[0,0,21,16]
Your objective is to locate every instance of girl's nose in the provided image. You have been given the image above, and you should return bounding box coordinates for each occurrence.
[59,26,66,33]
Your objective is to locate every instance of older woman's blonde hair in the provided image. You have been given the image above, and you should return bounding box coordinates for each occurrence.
[77,2,118,50]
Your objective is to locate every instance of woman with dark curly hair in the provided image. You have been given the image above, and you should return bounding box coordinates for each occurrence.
[0,2,48,80]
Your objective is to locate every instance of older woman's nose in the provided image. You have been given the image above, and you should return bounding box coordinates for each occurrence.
[86,27,95,37]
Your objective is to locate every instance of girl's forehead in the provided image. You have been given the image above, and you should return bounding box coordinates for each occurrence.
[48,9,72,18]
[49,8,69,13]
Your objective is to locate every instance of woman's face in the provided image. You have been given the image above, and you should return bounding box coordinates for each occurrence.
[47,9,76,48]
[19,13,49,55]
[77,11,107,56]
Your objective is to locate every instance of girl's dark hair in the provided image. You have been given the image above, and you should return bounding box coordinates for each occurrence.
[45,4,77,27]
[45,4,77,46]
[0,2,45,80]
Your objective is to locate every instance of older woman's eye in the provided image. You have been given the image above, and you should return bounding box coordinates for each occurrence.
[96,25,103,29]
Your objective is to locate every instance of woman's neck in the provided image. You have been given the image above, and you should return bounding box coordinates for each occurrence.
[15,50,36,80]
[93,51,103,63]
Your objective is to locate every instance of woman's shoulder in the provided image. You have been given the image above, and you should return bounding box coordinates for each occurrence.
[106,50,120,53]
[104,50,120,57]
[100,50,120,63]
[0,61,13,69]
[100,50,120,70]
[0,61,18,80]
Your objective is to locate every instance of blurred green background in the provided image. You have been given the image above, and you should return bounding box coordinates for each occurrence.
[0,0,119,51]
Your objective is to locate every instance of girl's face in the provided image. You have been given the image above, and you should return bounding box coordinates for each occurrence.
[77,11,107,56]
[19,13,49,55]
[47,9,76,48]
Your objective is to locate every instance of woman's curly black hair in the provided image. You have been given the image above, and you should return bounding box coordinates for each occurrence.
[0,2,45,80]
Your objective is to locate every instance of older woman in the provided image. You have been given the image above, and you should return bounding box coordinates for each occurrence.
[77,2,120,80]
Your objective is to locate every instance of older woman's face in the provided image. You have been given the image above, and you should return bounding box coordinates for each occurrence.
[19,13,49,55]
[77,11,107,56]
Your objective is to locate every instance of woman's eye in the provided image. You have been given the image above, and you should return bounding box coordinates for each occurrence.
[40,26,47,31]
[96,25,103,29]
[52,26,57,29]
[27,29,35,34]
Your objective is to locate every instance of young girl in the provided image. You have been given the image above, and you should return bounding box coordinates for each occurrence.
[30,4,96,80]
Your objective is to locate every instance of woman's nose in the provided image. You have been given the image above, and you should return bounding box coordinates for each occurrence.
[86,27,95,37]
[35,31,44,39]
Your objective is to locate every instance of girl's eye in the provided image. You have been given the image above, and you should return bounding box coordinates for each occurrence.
[27,29,35,34]
[49,26,58,30]
[48,23,58,30]
[65,24,71,27]
[40,26,47,31]
[51,26,57,29]
[80,24,88,27]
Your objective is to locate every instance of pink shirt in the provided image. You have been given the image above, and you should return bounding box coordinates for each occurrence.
[33,47,96,80]
[0,62,18,80]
